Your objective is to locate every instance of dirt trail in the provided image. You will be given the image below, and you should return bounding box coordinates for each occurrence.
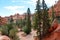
[17,29,37,40]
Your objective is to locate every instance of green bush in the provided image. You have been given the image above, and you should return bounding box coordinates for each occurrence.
[0,24,14,36]
[1,26,9,36]
[9,28,19,40]
[13,35,20,40]
[9,28,18,38]
[23,26,31,34]
[0,24,19,40]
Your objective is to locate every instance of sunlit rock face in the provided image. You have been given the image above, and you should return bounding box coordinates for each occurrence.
[0,16,8,25]
[42,24,60,40]
[48,0,60,17]
[0,13,33,25]
[49,19,58,33]
[42,19,60,40]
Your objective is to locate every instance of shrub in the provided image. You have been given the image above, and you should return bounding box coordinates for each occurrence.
[1,26,9,36]
[23,26,31,34]
[1,24,14,36]
[9,28,19,40]
[9,28,18,38]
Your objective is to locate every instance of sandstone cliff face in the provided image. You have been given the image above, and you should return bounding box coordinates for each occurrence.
[48,0,60,17]
[42,24,60,40]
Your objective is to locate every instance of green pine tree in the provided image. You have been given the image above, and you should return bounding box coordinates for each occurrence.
[26,8,31,28]
[33,13,38,30]
[42,0,51,36]
[10,16,14,24]
[52,6,55,22]
[23,8,31,34]
[22,13,27,27]
[35,0,42,40]
[0,16,1,26]
[34,0,51,40]
[26,8,31,34]
[16,19,22,28]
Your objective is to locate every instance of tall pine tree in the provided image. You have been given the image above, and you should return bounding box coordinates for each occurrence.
[52,6,55,22]
[34,0,51,40]
[24,8,31,34]
[0,16,2,26]
[35,0,42,40]
[42,0,51,36]
[10,16,14,23]
[33,13,38,30]
[26,8,31,28]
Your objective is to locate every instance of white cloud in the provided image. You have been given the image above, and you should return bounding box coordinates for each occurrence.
[11,0,25,3]
[4,6,24,10]
[4,6,25,14]
[30,0,37,3]
[11,0,58,7]
[27,0,58,7]
[11,0,16,2]
[12,1,16,2]
[45,0,58,6]
[10,10,26,15]
[27,0,36,5]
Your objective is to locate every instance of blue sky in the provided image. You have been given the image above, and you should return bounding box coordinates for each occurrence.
[0,0,58,17]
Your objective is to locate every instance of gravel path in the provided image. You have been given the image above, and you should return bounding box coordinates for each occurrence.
[17,29,37,40]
